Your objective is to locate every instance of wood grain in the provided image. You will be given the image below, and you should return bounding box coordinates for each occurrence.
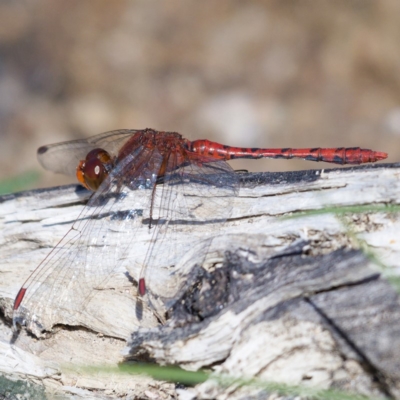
[1,163,400,399]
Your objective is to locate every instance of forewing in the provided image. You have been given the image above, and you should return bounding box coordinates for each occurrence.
[17,140,239,335]
[14,142,163,336]
[37,130,139,176]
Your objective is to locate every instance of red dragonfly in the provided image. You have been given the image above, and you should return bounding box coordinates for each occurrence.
[12,128,387,334]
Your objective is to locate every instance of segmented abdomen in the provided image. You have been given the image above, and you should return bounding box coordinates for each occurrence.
[189,140,387,165]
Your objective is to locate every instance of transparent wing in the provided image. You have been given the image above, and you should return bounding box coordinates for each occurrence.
[15,145,239,335]
[14,142,162,336]
[136,151,239,310]
[37,129,140,176]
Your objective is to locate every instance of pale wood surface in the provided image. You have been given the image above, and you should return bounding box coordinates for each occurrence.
[1,163,400,399]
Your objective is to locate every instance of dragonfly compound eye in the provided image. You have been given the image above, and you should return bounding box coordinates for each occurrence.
[76,148,112,191]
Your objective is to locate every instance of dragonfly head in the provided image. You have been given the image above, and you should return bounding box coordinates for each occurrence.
[76,148,113,191]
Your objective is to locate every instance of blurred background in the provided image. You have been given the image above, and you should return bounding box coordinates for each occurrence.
[0,0,398,190]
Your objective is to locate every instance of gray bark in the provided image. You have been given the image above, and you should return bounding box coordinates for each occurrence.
[1,163,400,399]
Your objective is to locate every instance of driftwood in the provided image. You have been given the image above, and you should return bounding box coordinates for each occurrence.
[1,163,400,399]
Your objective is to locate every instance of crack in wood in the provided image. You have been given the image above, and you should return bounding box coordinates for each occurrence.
[306,297,395,399]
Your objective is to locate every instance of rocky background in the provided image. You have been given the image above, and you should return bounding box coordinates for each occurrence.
[0,0,398,189]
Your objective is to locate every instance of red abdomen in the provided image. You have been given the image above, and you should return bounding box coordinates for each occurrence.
[189,140,387,165]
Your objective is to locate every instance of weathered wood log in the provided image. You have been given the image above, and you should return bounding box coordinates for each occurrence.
[1,163,400,399]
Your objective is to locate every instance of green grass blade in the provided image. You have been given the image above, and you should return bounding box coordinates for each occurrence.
[73,363,385,400]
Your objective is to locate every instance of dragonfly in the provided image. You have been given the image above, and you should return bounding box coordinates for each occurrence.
[12,128,387,335]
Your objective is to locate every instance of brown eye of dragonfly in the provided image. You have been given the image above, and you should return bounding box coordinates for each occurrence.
[76,148,112,191]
